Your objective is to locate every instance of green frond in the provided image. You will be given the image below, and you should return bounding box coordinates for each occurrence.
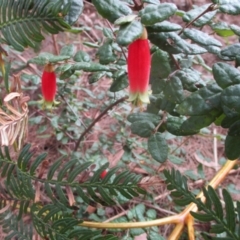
[164,169,240,239]
[0,145,144,239]
[0,0,71,51]
[0,203,33,240]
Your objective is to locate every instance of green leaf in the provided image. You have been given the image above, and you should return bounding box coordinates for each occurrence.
[148,133,168,163]
[208,186,223,220]
[218,0,240,15]
[225,134,240,160]
[72,62,110,72]
[97,41,116,64]
[183,28,222,47]
[221,84,240,116]
[60,44,76,57]
[221,115,240,128]
[210,224,225,234]
[176,83,222,116]
[127,112,161,125]
[150,49,171,82]
[211,22,235,37]
[64,0,84,25]
[222,189,236,232]
[228,120,240,136]
[230,24,240,36]
[73,50,91,62]
[174,68,205,92]
[190,212,215,222]
[148,32,207,55]
[109,72,128,92]
[221,43,240,58]
[213,62,240,88]
[180,110,221,133]
[130,120,155,138]
[182,4,217,27]
[163,75,184,104]
[140,3,177,25]
[166,116,199,136]
[116,21,143,46]
[147,21,182,32]
[89,72,106,84]
[142,0,160,4]
[92,0,132,23]
[114,14,138,25]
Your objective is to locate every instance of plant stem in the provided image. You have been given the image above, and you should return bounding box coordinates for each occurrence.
[74,96,127,152]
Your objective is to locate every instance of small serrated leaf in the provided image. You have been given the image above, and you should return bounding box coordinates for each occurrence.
[116,21,143,46]
[130,120,155,138]
[148,133,168,163]
[140,3,177,25]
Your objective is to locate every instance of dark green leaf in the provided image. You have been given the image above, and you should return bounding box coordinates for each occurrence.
[73,50,91,62]
[148,133,168,163]
[218,0,240,15]
[163,75,184,104]
[183,4,217,27]
[89,72,106,84]
[166,116,199,136]
[92,0,132,23]
[130,120,155,138]
[221,84,240,116]
[221,115,240,128]
[147,21,182,32]
[116,21,143,46]
[221,43,240,58]
[230,24,240,36]
[190,211,215,222]
[228,120,240,137]
[148,32,207,55]
[177,83,222,115]
[208,186,223,220]
[60,44,76,57]
[213,62,240,88]
[109,72,128,92]
[72,62,110,72]
[174,68,205,92]
[150,49,171,82]
[114,14,137,25]
[210,224,225,234]
[222,189,236,232]
[183,28,222,47]
[64,0,84,25]
[180,110,221,132]
[140,3,177,25]
[97,41,116,64]
[225,134,240,160]
[127,112,161,125]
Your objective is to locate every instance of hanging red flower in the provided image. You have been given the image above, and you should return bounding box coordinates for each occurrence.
[127,27,151,106]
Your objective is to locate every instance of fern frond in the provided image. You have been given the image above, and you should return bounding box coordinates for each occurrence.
[164,169,240,239]
[0,202,33,240]
[0,0,71,51]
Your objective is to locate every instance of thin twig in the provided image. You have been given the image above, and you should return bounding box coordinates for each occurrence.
[52,35,59,55]
[74,96,128,152]
[178,3,216,36]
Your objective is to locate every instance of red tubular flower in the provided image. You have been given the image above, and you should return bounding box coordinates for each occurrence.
[41,64,58,108]
[100,170,108,179]
[127,27,151,106]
